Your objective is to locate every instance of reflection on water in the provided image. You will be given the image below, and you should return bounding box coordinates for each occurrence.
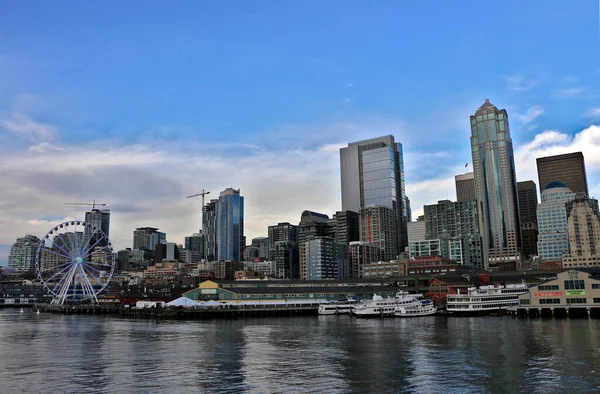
[0,311,598,393]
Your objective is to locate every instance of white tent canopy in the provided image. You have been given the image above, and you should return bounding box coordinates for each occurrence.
[203,300,221,307]
[166,297,199,307]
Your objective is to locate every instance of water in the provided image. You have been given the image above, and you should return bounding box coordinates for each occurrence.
[0,310,599,393]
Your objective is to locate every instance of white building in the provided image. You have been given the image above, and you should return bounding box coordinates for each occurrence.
[8,235,40,271]
[536,181,576,262]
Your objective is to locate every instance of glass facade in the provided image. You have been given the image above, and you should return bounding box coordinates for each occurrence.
[537,184,575,261]
[216,188,244,261]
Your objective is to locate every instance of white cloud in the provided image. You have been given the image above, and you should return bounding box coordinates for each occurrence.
[28,142,64,153]
[503,74,537,91]
[514,105,544,124]
[3,113,56,142]
[586,107,600,119]
[553,87,585,99]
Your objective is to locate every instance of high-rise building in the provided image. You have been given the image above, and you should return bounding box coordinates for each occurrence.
[424,200,486,270]
[216,188,244,261]
[407,220,426,245]
[455,172,476,202]
[536,181,576,262]
[185,233,204,263]
[517,181,539,260]
[304,237,348,280]
[202,199,219,261]
[298,210,334,278]
[359,205,398,262]
[331,210,360,246]
[537,152,588,196]
[84,209,110,247]
[268,222,299,279]
[563,196,600,268]
[470,99,521,269]
[348,241,379,278]
[8,235,40,271]
[133,227,166,251]
[268,223,299,250]
[340,135,408,252]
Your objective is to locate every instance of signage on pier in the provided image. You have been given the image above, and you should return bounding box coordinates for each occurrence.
[535,291,563,297]
[565,290,585,296]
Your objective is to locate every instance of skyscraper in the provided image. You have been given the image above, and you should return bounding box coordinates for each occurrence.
[340,135,408,252]
[455,172,476,202]
[536,181,576,262]
[537,152,588,196]
[298,210,334,278]
[8,235,40,271]
[133,227,166,251]
[85,209,110,247]
[268,222,299,279]
[185,232,204,263]
[359,205,398,262]
[563,196,600,268]
[470,99,521,269]
[517,181,538,260]
[202,199,219,261]
[216,188,244,261]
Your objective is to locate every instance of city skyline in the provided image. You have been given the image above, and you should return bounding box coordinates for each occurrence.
[1,2,600,264]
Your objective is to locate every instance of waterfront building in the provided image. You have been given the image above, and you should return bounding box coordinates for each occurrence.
[562,196,600,268]
[362,255,460,278]
[340,135,408,252]
[304,237,348,280]
[133,227,166,251]
[8,235,41,271]
[216,188,244,261]
[536,181,576,263]
[470,99,521,269]
[424,200,486,270]
[455,172,476,202]
[185,233,205,263]
[518,270,600,311]
[348,241,379,278]
[517,181,539,260]
[359,205,398,262]
[537,152,588,196]
[298,210,334,279]
[85,209,110,247]
[202,199,219,261]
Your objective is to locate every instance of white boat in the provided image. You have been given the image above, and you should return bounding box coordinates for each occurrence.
[446,282,529,315]
[318,298,358,315]
[354,291,419,318]
[394,296,437,317]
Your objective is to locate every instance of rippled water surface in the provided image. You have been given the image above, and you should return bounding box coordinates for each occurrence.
[0,310,599,393]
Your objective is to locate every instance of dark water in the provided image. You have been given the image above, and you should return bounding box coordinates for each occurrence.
[0,310,599,393]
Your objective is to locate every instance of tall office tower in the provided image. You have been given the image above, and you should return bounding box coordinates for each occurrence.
[202,199,219,261]
[133,227,166,251]
[470,99,521,270]
[563,196,600,268]
[517,181,539,260]
[348,241,379,278]
[424,200,487,270]
[455,172,476,202]
[268,222,299,278]
[216,188,244,261]
[537,152,588,196]
[536,182,576,262]
[340,135,408,252]
[404,196,412,223]
[8,235,40,271]
[332,211,360,246]
[185,232,205,263]
[359,205,398,262]
[268,223,299,249]
[84,209,110,247]
[298,210,334,279]
[407,220,426,245]
[304,237,348,280]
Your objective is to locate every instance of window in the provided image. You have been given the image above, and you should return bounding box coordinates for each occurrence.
[593,298,600,304]
[566,298,586,305]
[520,299,530,305]
[564,280,585,290]
[540,298,561,304]
[592,284,600,289]
[538,285,559,291]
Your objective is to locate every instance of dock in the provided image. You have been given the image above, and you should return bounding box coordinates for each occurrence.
[508,305,600,318]
[35,303,319,319]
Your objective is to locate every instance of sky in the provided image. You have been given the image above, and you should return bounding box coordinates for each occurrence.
[1,1,600,265]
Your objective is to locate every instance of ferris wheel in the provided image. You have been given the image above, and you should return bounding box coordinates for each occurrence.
[35,220,115,305]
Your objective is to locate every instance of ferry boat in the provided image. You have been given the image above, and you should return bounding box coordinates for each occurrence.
[318,298,359,315]
[446,282,529,315]
[354,292,419,318]
[394,297,437,317]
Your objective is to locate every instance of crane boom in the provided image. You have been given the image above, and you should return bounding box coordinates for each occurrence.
[187,189,210,207]
[65,200,107,209]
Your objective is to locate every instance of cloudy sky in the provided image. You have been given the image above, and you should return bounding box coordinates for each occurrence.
[1,1,600,264]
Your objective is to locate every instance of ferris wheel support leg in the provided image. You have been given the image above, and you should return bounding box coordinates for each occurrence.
[56,265,77,305]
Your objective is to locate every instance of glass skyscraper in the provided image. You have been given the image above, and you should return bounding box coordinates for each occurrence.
[340,135,408,252]
[216,188,244,261]
[470,99,521,269]
[537,181,576,262]
[85,209,110,247]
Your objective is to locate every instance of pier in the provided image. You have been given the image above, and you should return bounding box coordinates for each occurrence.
[35,303,319,319]
[508,306,600,319]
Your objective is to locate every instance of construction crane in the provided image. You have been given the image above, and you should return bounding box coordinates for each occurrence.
[65,200,107,210]
[187,189,210,208]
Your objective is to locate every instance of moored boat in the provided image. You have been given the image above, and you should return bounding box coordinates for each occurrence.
[394,297,437,317]
[446,282,529,315]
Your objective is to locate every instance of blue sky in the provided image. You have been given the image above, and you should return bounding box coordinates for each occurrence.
[1,1,600,264]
